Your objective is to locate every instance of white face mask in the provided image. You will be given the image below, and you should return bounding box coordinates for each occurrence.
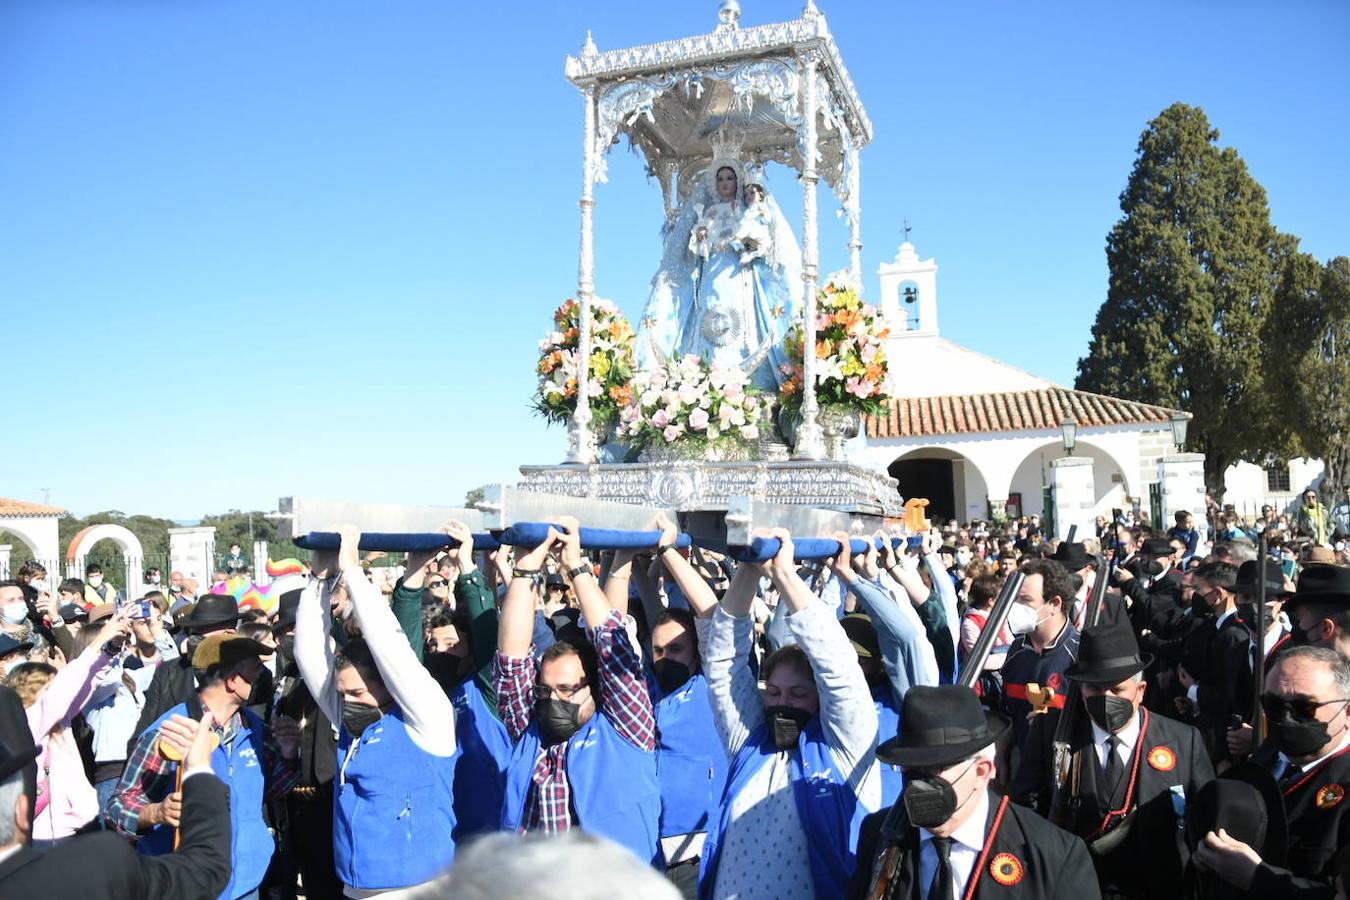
[1006,602,1043,636]
[88,576,103,587]
[2,602,29,626]
[1,659,22,676]
[956,550,973,567]
[28,579,46,594]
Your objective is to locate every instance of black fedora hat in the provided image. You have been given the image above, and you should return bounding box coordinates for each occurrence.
[1050,541,1093,571]
[1065,621,1152,684]
[182,592,240,632]
[1234,559,1288,598]
[0,736,39,784]
[271,589,303,634]
[1142,537,1175,557]
[1185,762,1287,866]
[877,685,1009,769]
[1287,564,1350,613]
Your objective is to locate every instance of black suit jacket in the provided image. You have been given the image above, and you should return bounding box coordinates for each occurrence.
[1241,740,1350,898]
[0,770,231,900]
[1013,705,1214,897]
[850,788,1102,900]
[1180,613,1253,764]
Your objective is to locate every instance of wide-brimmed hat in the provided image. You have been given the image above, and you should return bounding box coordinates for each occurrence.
[1287,564,1350,613]
[1306,546,1338,564]
[1142,537,1175,557]
[271,589,304,634]
[1185,762,1287,866]
[181,593,239,632]
[1065,621,1152,684]
[0,737,39,783]
[1050,542,1093,571]
[877,685,1009,769]
[191,633,271,670]
[841,613,880,659]
[1234,559,1289,598]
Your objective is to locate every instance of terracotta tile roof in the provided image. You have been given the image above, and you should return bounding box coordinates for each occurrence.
[0,498,66,517]
[865,387,1185,439]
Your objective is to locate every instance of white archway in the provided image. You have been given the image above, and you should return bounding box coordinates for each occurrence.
[888,447,992,524]
[0,500,63,580]
[1008,440,1131,520]
[66,523,145,598]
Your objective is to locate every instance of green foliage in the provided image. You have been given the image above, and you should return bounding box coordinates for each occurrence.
[198,510,286,562]
[1266,255,1350,494]
[1076,103,1293,493]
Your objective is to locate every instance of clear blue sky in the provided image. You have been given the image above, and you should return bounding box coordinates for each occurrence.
[2,0,1346,520]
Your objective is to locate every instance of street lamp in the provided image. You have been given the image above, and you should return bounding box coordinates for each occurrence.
[1170,411,1189,451]
[1060,415,1077,457]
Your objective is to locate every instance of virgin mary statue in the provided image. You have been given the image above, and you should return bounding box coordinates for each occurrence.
[636,156,803,390]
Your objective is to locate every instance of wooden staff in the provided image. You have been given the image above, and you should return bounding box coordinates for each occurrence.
[157,730,219,851]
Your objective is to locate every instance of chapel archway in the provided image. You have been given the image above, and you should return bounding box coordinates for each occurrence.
[888,447,991,525]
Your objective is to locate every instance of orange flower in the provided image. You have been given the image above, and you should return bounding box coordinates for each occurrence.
[816,339,831,359]
[833,309,860,329]
[608,384,632,405]
[782,380,798,396]
[875,328,891,340]
[865,363,884,383]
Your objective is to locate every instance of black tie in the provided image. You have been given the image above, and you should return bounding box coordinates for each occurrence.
[929,835,955,900]
[1103,735,1124,805]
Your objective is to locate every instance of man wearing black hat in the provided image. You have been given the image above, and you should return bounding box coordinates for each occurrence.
[0,718,233,899]
[1287,563,1350,660]
[1050,542,1125,630]
[129,591,241,752]
[1225,559,1296,760]
[1199,646,1350,896]
[852,684,1101,900]
[1013,621,1214,899]
[1176,561,1255,766]
[1115,536,1188,637]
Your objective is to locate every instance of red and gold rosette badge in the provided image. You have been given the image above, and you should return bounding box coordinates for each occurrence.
[1147,746,1176,772]
[1316,784,1345,810]
[989,852,1024,886]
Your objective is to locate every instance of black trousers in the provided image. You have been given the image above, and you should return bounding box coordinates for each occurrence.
[287,783,343,900]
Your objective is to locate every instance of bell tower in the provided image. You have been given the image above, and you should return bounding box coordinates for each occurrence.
[878,228,938,338]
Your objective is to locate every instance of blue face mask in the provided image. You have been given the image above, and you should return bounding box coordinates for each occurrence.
[2,602,28,626]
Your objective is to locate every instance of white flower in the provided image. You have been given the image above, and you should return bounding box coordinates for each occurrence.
[663,424,684,442]
[689,408,710,431]
[739,424,759,441]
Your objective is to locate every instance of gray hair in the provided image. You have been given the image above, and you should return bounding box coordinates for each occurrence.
[1226,542,1259,565]
[410,831,681,900]
[0,771,22,846]
[1276,645,1350,696]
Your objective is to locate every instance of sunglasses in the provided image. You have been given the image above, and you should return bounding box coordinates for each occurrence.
[426,580,448,589]
[1260,693,1350,721]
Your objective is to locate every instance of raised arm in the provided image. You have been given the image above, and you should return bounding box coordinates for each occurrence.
[835,535,929,697]
[653,513,719,618]
[702,562,766,757]
[922,531,961,677]
[336,526,455,756]
[28,614,124,738]
[780,532,877,772]
[495,528,557,741]
[293,550,340,726]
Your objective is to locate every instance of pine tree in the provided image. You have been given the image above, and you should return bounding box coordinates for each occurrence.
[1076,103,1287,495]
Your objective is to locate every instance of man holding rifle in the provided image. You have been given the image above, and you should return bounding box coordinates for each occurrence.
[1012,621,1213,899]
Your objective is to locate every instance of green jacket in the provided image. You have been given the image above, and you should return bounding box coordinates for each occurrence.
[391,569,500,719]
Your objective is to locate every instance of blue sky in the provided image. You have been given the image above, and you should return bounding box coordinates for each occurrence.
[2,0,1346,520]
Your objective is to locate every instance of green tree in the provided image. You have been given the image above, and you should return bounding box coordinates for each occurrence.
[198,510,284,567]
[1076,103,1292,495]
[1266,255,1350,494]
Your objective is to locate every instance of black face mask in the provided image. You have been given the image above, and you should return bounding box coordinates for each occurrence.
[1191,591,1213,617]
[278,634,295,660]
[766,705,812,750]
[1084,694,1135,733]
[536,698,585,746]
[341,701,383,738]
[902,760,977,829]
[184,633,205,655]
[652,659,692,696]
[1272,712,1338,758]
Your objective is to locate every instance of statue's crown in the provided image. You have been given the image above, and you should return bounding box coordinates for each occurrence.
[708,129,746,163]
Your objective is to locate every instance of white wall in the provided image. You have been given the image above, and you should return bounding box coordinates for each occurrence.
[1223,458,1325,518]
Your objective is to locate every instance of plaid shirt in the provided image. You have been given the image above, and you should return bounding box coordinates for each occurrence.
[106,707,298,838]
[495,608,656,834]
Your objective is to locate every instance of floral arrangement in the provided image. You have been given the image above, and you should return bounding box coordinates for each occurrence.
[620,354,764,457]
[532,298,636,428]
[779,276,892,417]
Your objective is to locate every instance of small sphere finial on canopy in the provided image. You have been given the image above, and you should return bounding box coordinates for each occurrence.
[581,30,598,57]
[718,0,741,28]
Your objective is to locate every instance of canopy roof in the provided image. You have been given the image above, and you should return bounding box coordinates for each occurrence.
[565,3,870,203]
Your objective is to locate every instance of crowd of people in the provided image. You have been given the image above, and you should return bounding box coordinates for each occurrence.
[1,500,1350,899]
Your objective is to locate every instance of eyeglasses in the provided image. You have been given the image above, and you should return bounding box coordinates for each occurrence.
[426,580,448,589]
[1260,694,1350,721]
[533,681,588,702]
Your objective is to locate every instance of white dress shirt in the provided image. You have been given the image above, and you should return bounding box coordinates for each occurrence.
[1089,709,1142,770]
[918,787,990,900]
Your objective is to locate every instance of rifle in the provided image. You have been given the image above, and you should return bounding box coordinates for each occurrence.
[1048,555,1109,826]
[959,569,1025,688]
[1251,532,1269,747]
